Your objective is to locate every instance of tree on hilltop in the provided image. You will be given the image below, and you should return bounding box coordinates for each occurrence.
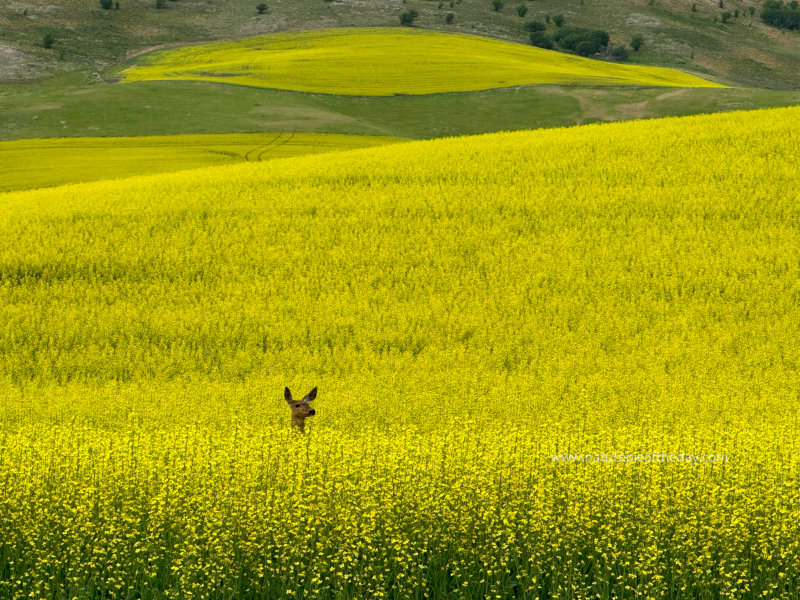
[400,9,419,25]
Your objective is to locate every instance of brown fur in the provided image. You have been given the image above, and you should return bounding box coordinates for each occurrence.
[285,386,317,433]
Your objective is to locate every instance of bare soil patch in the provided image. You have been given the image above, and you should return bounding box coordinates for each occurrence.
[0,43,37,82]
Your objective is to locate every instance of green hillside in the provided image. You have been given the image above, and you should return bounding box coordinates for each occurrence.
[2,74,800,143]
[2,0,800,89]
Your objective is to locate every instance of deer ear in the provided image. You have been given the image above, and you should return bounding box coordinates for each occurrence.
[304,387,317,402]
[284,387,293,403]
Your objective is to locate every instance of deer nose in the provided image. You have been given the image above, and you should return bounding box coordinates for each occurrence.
[309,409,316,416]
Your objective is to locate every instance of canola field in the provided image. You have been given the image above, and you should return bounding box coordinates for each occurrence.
[1,106,800,599]
[0,133,404,192]
[119,28,723,95]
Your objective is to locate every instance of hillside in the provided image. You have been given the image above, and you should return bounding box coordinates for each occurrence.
[1,0,799,88]
[2,24,799,144]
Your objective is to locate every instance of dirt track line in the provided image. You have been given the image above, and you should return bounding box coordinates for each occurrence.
[244,132,286,161]
[257,132,295,160]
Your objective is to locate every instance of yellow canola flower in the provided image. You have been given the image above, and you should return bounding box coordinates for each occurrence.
[0,106,798,599]
[120,27,723,95]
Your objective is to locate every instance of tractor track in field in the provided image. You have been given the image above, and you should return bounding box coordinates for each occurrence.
[243,132,296,162]
[257,132,295,161]
[243,132,284,162]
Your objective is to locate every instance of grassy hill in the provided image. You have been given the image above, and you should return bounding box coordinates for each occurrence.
[3,72,800,142]
[2,1,799,147]
[1,0,800,89]
[117,27,722,93]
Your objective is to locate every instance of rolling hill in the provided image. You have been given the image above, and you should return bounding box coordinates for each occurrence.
[1,0,800,89]
[118,27,723,94]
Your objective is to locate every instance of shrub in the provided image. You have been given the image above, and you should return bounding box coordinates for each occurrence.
[400,8,419,25]
[760,0,800,29]
[552,27,609,55]
[256,2,267,13]
[721,10,732,22]
[631,34,644,50]
[552,13,564,26]
[523,20,546,31]
[156,0,166,8]
[575,40,595,56]
[516,4,528,16]
[612,45,629,60]
[762,8,800,27]
[445,11,454,22]
[42,33,55,48]
[99,0,113,9]
[492,0,504,11]
[591,29,610,47]
[529,31,553,48]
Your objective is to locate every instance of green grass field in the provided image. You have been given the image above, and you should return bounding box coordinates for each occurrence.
[1,106,799,599]
[0,132,405,192]
[119,28,723,94]
[4,74,800,143]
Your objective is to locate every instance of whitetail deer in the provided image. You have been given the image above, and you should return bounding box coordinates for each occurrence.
[285,386,316,433]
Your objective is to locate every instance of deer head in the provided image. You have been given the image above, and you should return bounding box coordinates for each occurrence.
[285,386,317,433]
